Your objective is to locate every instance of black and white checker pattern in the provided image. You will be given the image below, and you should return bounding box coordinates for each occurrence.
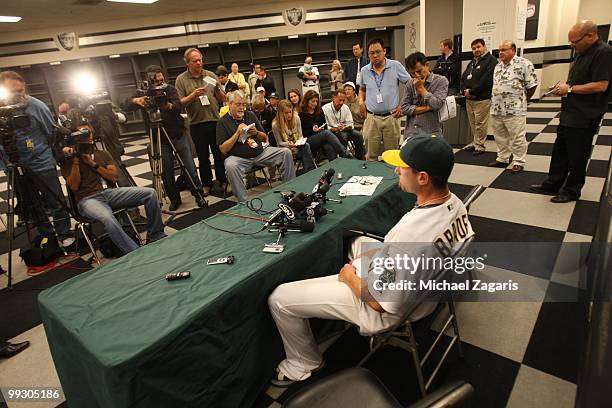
[0,99,610,408]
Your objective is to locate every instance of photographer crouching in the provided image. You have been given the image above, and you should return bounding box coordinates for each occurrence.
[124,65,205,210]
[60,132,166,255]
[0,71,74,247]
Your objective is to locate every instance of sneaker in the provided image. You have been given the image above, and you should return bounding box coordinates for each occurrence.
[202,186,212,197]
[511,165,524,173]
[221,182,232,194]
[60,237,76,247]
[271,361,326,388]
[169,201,181,211]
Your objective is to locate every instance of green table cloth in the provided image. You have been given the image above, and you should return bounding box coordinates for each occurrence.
[39,158,415,408]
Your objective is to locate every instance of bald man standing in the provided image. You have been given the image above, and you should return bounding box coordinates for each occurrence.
[489,41,538,172]
[531,21,612,203]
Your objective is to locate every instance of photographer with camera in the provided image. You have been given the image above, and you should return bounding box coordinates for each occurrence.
[66,95,131,187]
[0,71,74,247]
[124,65,206,210]
[59,132,166,255]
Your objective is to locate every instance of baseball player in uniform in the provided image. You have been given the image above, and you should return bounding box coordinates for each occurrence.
[268,134,474,386]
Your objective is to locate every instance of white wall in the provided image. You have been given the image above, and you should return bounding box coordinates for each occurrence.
[461,0,527,51]
[0,0,404,67]
[423,0,457,56]
[578,0,612,40]
[399,5,421,57]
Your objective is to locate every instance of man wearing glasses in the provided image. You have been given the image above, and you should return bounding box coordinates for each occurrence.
[216,91,295,203]
[489,41,538,173]
[531,20,612,203]
[358,38,411,160]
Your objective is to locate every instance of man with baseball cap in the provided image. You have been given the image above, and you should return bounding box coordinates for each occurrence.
[268,134,474,387]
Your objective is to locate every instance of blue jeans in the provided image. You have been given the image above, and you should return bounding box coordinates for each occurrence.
[225,147,296,203]
[336,130,365,160]
[306,130,348,161]
[161,135,202,203]
[297,143,316,173]
[78,187,166,254]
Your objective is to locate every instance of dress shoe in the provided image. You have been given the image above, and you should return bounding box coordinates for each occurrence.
[550,194,578,203]
[169,201,181,211]
[0,341,30,359]
[511,165,524,173]
[473,150,485,156]
[462,145,476,151]
[529,184,558,195]
[202,186,212,197]
[488,160,508,168]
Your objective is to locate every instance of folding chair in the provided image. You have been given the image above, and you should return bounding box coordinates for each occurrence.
[282,367,474,408]
[349,185,484,397]
[66,190,143,265]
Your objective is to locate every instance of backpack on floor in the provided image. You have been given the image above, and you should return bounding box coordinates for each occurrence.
[19,235,64,267]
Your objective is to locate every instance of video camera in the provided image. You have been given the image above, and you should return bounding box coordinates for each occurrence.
[62,128,94,156]
[0,94,30,164]
[80,92,113,122]
[135,71,169,122]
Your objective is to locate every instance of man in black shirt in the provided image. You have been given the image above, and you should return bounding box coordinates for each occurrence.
[461,38,497,155]
[531,20,612,203]
[125,66,205,210]
[254,66,276,98]
[344,41,368,93]
[216,90,295,202]
[433,38,460,95]
[216,66,239,93]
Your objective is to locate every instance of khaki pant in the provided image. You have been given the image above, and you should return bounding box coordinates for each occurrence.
[466,99,491,151]
[491,115,527,166]
[362,114,401,160]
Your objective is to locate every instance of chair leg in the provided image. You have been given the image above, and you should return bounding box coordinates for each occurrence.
[410,338,427,397]
[126,213,144,246]
[260,168,273,189]
[448,301,464,358]
[80,223,101,266]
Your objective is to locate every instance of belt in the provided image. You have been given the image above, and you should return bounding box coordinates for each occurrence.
[367,110,392,117]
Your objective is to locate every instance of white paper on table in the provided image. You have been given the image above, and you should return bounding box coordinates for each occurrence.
[338,176,383,196]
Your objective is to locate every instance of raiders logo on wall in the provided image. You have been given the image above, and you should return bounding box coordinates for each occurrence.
[56,32,78,51]
[283,7,306,27]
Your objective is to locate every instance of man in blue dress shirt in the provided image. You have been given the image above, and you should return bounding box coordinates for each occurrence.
[358,38,411,160]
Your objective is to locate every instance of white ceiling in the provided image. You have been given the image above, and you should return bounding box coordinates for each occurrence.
[0,0,290,34]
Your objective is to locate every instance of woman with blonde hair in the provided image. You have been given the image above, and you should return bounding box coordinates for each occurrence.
[272,99,316,173]
[329,59,344,92]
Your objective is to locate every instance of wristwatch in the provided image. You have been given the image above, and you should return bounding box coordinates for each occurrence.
[567,85,573,94]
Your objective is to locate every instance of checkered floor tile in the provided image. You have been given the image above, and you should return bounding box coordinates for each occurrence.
[0,99,609,407]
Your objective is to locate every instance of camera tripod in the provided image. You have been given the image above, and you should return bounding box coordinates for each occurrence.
[147,116,208,224]
[0,160,70,288]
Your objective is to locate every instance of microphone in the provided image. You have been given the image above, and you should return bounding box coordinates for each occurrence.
[270,219,315,233]
[264,192,309,228]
